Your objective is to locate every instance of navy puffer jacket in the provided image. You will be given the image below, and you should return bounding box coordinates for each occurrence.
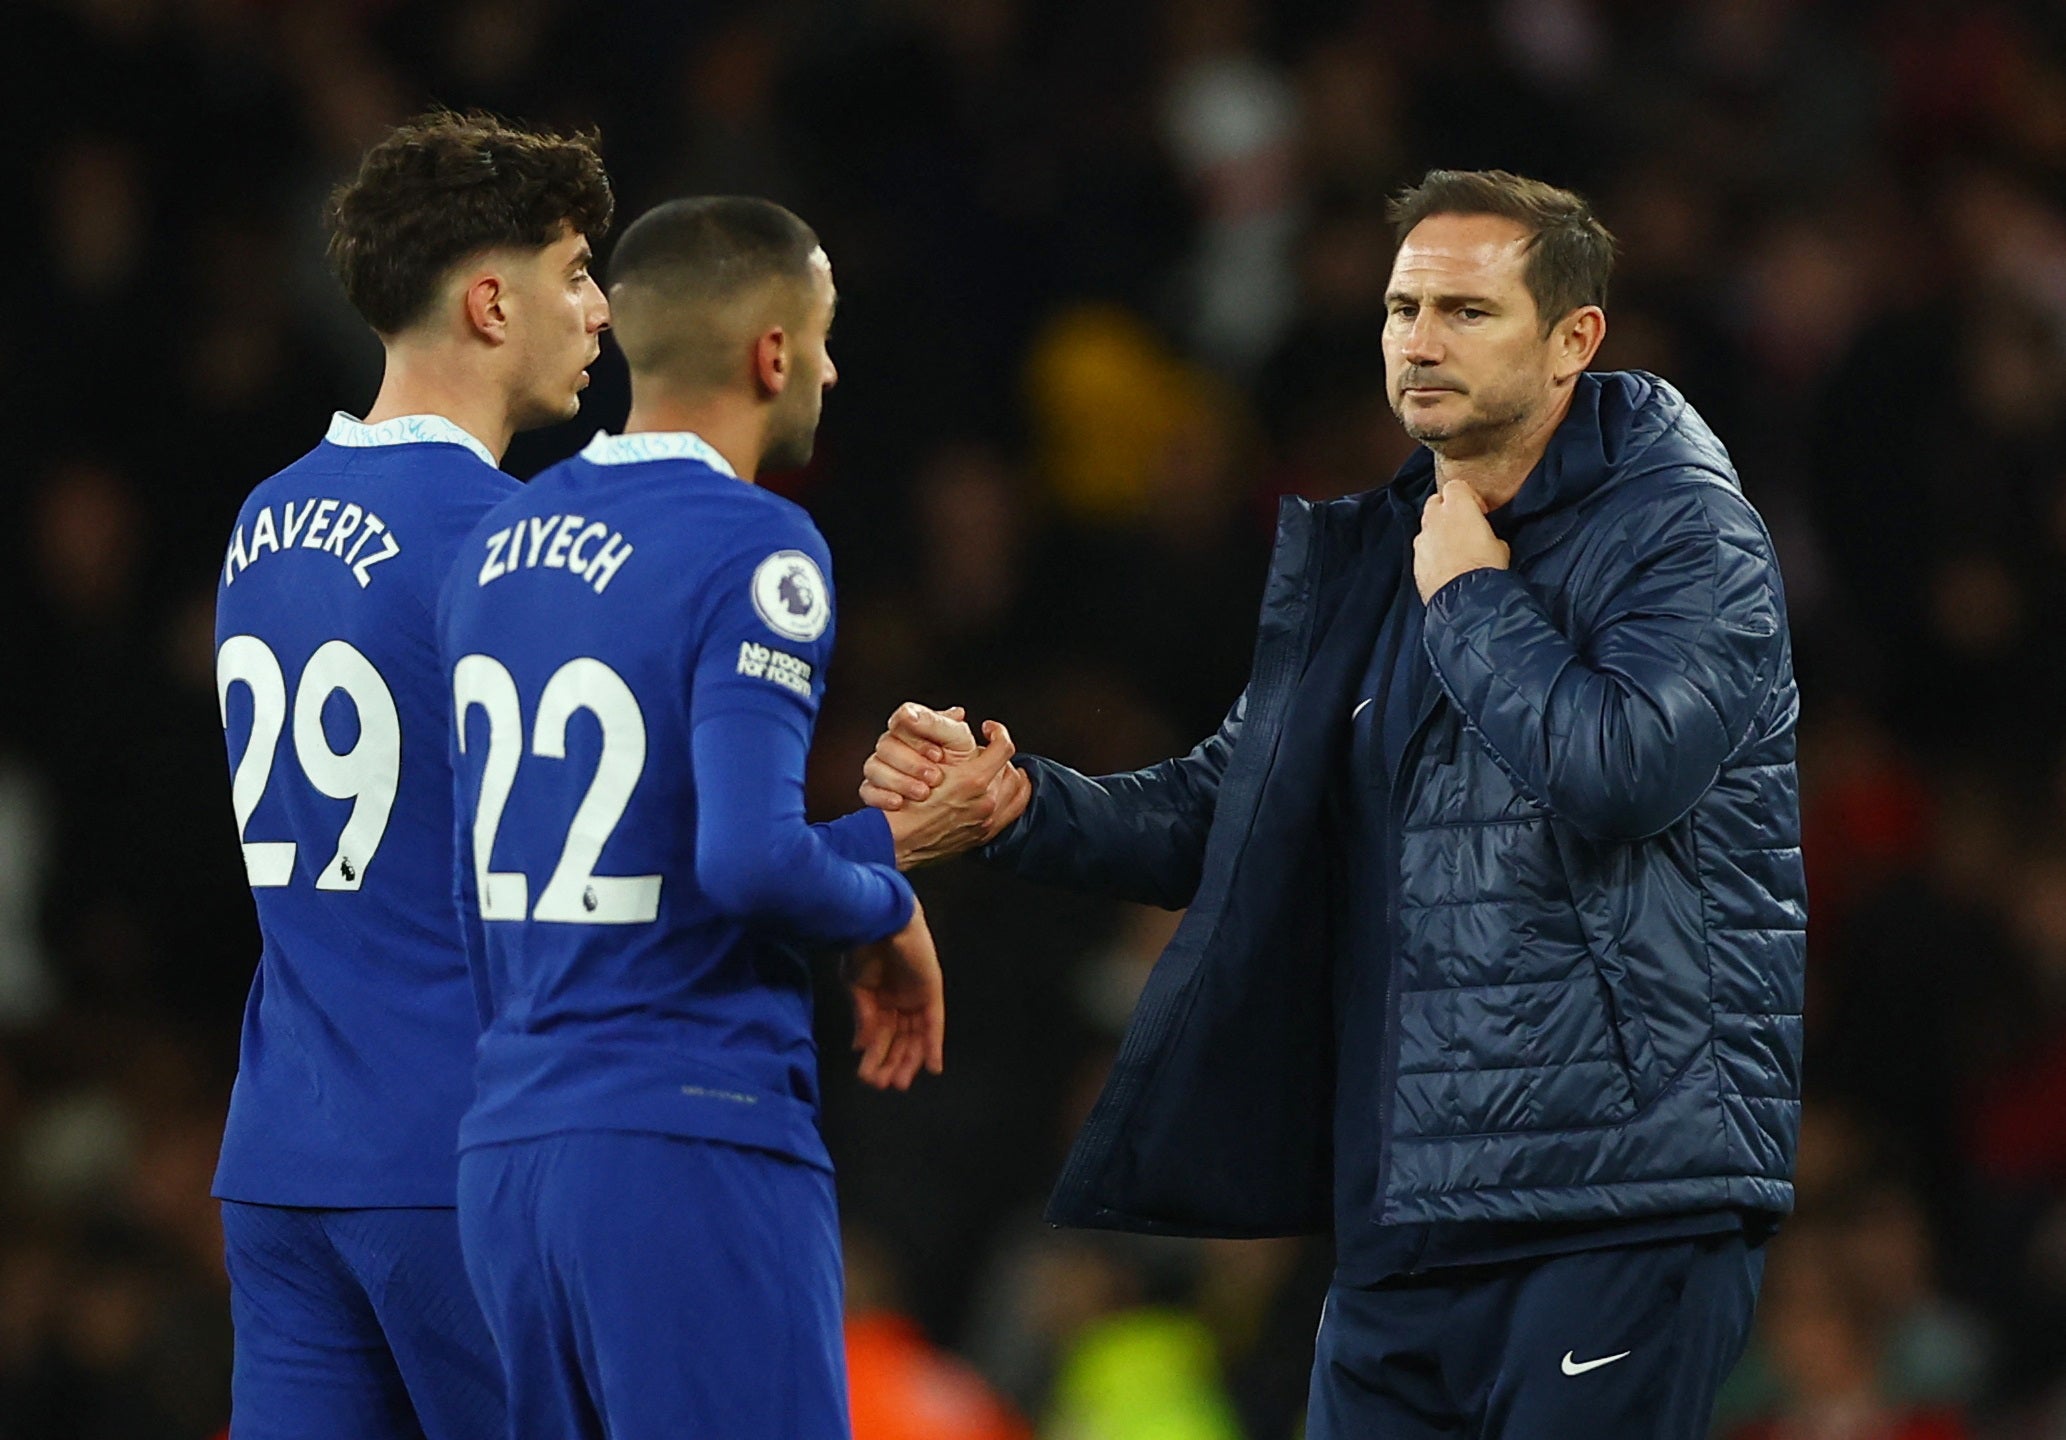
[988,371,1805,1236]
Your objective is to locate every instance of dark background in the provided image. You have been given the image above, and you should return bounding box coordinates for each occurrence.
[7,0,2066,1435]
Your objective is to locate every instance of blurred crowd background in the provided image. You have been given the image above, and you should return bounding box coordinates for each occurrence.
[7,0,2066,1435]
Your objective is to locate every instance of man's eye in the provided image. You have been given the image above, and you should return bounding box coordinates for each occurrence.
[1458,308,1486,320]
[1390,305,1417,321]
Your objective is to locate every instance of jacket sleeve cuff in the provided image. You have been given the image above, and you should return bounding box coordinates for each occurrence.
[976,758,1049,867]
[1422,565,1556,696]
[1419,565,1568,797]
[1424,563,1527,629]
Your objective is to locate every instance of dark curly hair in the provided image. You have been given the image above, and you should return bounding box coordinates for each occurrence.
[325,110,614,336]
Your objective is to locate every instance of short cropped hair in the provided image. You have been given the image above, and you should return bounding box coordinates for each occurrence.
[1387,169,1615,332]
[326,110,614,336]
[606,197,822,386]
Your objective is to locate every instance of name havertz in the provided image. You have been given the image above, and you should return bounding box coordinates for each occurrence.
[223,497,401,589]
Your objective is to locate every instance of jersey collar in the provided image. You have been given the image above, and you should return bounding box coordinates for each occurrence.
[579,430,739,478]
[326,412,497,468]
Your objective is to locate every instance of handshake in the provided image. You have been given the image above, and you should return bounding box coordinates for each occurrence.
[857,702,1031,869]
[841,702,1029,1092]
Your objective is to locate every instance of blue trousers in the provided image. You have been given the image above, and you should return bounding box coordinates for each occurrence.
[1310,1231,1766,1439]
[221,1201,504,1440]
[457,1131,848,1440]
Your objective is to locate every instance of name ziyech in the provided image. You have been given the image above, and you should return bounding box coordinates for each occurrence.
[476,513,633,595]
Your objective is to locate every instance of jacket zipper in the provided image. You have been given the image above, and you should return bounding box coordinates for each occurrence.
[1373,698,1441,1228]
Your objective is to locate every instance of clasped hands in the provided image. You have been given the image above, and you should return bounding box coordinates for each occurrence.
[859,703,1030,870]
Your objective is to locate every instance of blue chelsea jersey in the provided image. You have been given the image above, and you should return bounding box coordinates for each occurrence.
[213,413,518,1207]
[438,433,912,1171]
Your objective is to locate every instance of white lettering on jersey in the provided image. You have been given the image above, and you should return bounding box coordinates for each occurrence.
[351,524,401,588]
[480,526,513,584]
[323,503,364,557]
[543,514,583,569]
[224,499,399,588]
[345,514,384,566]
[223,525,251,586]
[475,514,634,595]
[584,531,634,592]
[282,499,317,548]
[524,515,555,567]
[735,641,813,697]
[249,506,280,558]
[567,521,608,572]
[301,498,341,549]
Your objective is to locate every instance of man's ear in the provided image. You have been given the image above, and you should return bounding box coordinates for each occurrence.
[463,273,511,345]
[1554,305,1606,381]
[753,328,791,398]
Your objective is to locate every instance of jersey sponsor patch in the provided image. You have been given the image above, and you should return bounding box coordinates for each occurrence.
[749,551,829,642]
[735,641,813,697]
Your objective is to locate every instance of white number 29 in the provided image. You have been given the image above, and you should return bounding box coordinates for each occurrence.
[216,636,401,890]
[454,654,661,925]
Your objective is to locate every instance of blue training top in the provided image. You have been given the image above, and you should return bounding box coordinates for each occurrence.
[213,413,518,1208]
[438,431,913,1172]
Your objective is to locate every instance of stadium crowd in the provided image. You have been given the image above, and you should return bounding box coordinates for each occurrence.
[6,0,2066,1435]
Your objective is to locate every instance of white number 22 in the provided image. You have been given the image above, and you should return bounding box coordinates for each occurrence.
[216,636,401,891]
[453,655,661,925]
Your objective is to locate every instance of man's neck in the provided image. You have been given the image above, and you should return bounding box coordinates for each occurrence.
[362,346,515,464]
[622,388,761,482]
[1430,385,1575,510]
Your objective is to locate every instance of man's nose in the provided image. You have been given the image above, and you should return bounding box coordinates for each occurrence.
[1401,310,1442,362]
[823,355,839,389]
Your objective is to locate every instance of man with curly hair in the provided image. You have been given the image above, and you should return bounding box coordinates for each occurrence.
[211,110,611,1440]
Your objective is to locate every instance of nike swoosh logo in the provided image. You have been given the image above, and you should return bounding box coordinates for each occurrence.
[1561,1350,1632,1376]
[1352,698,1375,720]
